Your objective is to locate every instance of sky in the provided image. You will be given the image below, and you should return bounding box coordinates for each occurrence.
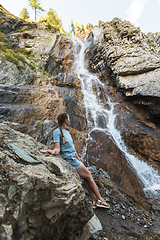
[0,0,160,34]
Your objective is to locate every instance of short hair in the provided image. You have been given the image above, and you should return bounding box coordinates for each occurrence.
[57,113,68,126]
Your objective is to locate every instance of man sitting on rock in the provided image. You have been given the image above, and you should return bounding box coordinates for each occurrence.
[41,112,110,209]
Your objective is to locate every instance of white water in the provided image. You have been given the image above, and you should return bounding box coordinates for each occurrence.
[72,38,160,195]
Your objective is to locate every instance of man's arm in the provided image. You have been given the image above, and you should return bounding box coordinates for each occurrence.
[40,142,60,155]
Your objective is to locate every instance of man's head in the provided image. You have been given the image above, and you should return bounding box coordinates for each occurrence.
[57,113,70,126]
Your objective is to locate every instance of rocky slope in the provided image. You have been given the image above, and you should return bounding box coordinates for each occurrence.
[1,123,160,240]
[0,123,94,240]
[0,4,37,34]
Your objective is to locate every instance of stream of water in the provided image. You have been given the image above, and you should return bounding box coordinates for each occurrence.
[72,38,160,195]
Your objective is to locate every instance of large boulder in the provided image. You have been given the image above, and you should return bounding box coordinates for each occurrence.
[85,129,146,200]
[0,123,93,240]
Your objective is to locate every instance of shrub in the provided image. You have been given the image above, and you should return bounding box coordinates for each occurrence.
[28,62,35,70]
[0,35,11,48]
[17,47,30,56]
[0,43,6,52]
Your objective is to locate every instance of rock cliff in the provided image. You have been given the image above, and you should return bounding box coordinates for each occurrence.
[85,18,160,168]
[86,18,160,115]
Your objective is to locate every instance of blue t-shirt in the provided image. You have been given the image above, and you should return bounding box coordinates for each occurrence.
[53,127,76,160]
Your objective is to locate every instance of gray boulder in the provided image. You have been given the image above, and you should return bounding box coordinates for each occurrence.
[0,123,93,240]
[10,30,58,62]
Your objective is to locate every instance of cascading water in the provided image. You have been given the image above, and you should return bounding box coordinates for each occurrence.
[72,38,160,196]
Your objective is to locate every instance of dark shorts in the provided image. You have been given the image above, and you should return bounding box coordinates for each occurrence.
[64,156,83,169]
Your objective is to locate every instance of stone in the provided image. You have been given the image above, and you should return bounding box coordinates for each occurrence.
[86,129,146,201]
[10,30,58,60]
[0,123,93,240]
[88,213,103,233]
[0,57,34,85]
[8,143,41,164]
[45,35,75,76]
[118,68,160,97]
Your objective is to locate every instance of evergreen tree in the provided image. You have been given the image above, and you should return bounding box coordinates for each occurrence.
[28,0,44,21]
[71,20,75,37]
[81,24,85,32]
[19,8,29,20]
[45,8,66,35]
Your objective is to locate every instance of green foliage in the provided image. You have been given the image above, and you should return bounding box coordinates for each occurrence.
[28,56,40,61]
[70,20,75,37]
[81,24,85,32]
[0,54,5,60]
[28,62,35,70]
[6,49,27,65]
[149,43,156,48]
[114,24,120,32]
[126,64,133,69]
[19,8,29,20]
[101,37,104,43]
[0,35,11,48]
[45,8,66,35]
[38,64,43,70]
[0,43,6,52]
[40,71,49,78]
[17,48,30,56]
[28,0,45,21]
[5,51,23,71]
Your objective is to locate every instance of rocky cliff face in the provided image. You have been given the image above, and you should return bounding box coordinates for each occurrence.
[0,4,37,34]
[86,18,160,114]
[85,18,160,168]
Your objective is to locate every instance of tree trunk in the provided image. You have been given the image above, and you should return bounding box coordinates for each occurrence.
[35,8,36,21]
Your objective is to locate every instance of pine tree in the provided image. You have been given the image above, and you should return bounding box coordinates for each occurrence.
[45,8,66,35]
[19,8,29,20]
[81,24,85,32]
[71,20,75,37]
[28,0,44,21]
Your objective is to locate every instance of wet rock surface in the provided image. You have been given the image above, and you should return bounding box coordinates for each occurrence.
[114,102,160,168]
[85,129,150,207]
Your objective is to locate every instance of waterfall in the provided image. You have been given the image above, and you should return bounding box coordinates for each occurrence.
[72,38,160,195]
